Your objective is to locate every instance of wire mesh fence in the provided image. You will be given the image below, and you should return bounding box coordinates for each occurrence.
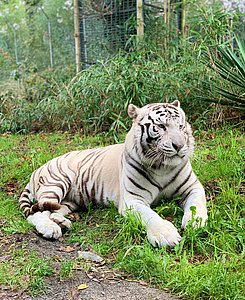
[79,0,136,67]
[0,0,244,82]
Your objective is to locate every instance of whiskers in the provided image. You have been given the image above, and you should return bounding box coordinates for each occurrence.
[143,148,166,168]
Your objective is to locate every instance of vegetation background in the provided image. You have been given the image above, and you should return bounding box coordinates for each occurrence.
[0,0,244,299]
[0,0,244,135]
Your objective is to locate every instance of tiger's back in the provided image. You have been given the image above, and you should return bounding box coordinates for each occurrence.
[20,143,123,216]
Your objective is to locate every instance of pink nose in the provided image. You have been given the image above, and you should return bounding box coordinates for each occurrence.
[172,142,183,152]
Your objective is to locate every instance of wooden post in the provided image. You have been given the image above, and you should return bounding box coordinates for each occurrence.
[181,0,186,37]
[164,0,167,49]
[74,0,81,73]
[137,0,144,38]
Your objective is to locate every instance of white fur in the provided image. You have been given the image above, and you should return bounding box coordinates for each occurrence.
[50,212,71,229]
[147,219,182,247]
[27,211,62,239]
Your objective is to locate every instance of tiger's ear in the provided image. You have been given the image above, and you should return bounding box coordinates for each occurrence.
[171,100,180,108]
[128,104,139,119]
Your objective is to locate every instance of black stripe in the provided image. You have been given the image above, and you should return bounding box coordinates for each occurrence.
[77,151,98,172]
[90,183,97,206]
[40,191,61,201]
[124,185,145,200]
[61,201,77,212]
[179,179,198,202]
[127,160,161,190]
[173,171,193,195]
[139,124,145,143]
[20,203,30,208]
[39,176,65,199]
[56,157,72,187]
[179,189,192,205]
[126,151,143,168]
[100,182,104,204]
[127,176,152,197]
[19,199,31,205]
[148,115,157,125]
[47,162,69,190]
[162,161,188,190]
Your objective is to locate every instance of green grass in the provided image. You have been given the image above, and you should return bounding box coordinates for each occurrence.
[0,127,244,299]
[59,260,75,281]
[0,249,53,296]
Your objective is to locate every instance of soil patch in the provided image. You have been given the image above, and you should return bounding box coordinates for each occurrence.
[0,233,181,300]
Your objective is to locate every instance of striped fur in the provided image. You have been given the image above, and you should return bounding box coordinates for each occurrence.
[19,101,208,246]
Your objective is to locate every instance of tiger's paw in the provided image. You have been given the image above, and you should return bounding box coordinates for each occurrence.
[50,213,71,230]
[27,211,62,239]
[181,209,208,229]
[147,219,181,247]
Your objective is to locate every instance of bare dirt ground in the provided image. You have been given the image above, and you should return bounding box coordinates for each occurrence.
[0,233,181,300]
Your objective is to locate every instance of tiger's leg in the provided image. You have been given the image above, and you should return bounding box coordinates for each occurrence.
[27,204,73,239]
[180,181,208,228]
[119,198,181,247]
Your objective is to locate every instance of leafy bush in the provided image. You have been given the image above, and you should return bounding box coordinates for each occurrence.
[0,46,208,134]
[68,48,207,134]
[200,37,245,109]
[0,6,243,134]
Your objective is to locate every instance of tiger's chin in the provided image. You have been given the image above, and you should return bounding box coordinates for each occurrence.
[163,155,187,167]
[145,152,188,168]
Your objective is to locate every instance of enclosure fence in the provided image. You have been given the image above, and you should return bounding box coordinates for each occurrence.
[0,0,244,82]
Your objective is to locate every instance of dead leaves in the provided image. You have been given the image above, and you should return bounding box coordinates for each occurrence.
[77,283,88,290]
[58,245,76,253]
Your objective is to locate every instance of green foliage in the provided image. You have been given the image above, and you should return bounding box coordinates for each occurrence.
[0,0,74,80]
[189,5,235,52]
[0,2,244,134]
[0,47,207,134]
[201,36,245,109]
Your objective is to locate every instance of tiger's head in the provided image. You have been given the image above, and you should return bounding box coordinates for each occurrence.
[127,101,195,167]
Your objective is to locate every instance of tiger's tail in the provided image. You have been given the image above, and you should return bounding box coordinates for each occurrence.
[19,184,34,217]
[19,184,62,217]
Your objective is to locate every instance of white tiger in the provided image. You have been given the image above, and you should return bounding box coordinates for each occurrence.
[19,101,208,247]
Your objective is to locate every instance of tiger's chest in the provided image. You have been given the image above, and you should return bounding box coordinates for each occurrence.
[122,160,191,206]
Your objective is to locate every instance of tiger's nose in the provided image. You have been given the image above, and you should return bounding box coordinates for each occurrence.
[172,142,183,152]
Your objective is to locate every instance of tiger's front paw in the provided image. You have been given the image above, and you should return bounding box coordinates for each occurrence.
[147,219,181,247]
[182,208,208,229]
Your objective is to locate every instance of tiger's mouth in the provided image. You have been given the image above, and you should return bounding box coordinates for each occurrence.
[161,142,189,159]
[143,146,188,167]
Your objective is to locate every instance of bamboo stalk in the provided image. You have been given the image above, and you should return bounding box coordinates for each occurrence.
[74,0,81,73]
[137,0,144,38]
[164,0,167,49]
[181,0,186,37]
[167,0,171,27]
